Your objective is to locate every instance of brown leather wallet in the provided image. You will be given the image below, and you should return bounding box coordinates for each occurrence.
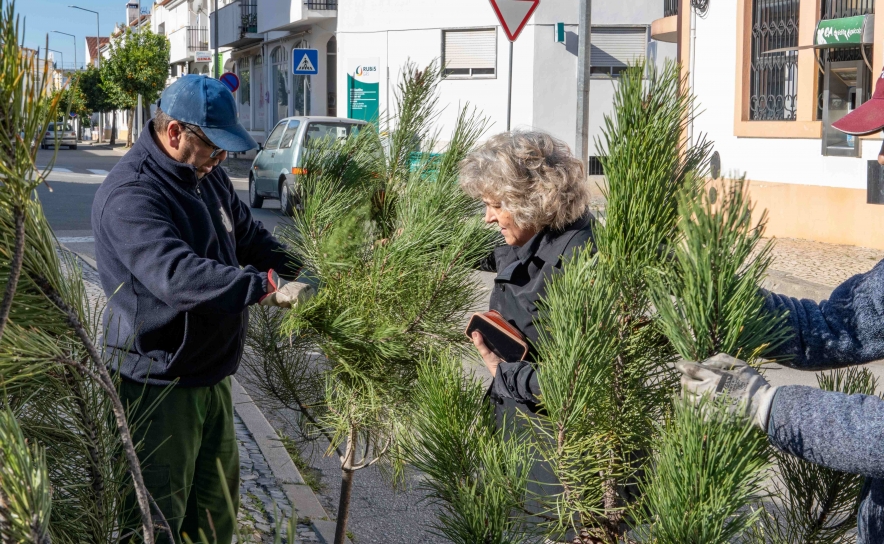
[465,310,529,362]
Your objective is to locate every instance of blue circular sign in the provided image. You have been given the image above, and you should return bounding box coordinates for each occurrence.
[219,72,239,93]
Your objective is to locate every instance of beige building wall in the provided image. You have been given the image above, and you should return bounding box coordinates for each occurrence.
[667,0,884,249]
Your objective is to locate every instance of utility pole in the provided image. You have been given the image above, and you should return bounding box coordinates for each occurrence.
[575,0,591,167]
[214,0,219,78]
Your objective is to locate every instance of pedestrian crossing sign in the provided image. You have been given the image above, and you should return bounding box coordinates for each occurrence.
[293,49,319,75]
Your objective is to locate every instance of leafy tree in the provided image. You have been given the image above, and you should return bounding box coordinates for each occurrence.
[102,27,169,146]
[78,64,112,138]
[244,61,499,544]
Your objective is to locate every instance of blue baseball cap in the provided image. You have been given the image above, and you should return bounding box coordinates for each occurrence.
[158,74,257,152]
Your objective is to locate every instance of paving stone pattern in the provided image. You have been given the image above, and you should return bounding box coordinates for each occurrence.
[63,249,314,544]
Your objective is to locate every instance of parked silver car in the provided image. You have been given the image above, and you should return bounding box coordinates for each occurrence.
[248,116,366,215]
[41,122,77,150]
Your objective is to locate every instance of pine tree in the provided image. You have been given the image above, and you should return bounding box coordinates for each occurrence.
[245,61,499,544]
[0,2,165,541]
[636,179,785,543]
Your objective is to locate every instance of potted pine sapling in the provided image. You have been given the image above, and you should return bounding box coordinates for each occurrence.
[406,59,714,544]
[0,1,168,541]
[247,62,499,544]
[637,179,787,543]
[405,349,534,544]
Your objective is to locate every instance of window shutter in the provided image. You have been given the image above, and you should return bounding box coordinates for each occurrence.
[590,27,647,67]
[443,29,496,70]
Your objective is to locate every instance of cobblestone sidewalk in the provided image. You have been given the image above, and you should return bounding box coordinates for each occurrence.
[766,236,884,288]
[66,249,315,544]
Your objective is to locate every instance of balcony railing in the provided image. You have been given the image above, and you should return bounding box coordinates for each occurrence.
[187,27,208,52]
[664,0,678,17]
[240,2,257,35]
[305,0,337,9]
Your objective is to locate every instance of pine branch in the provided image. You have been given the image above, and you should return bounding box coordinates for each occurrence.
[0,205,25,340]
[37,277,158,544]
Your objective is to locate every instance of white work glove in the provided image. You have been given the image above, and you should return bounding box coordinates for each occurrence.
[675,353,778,432]
[259,269,316,308]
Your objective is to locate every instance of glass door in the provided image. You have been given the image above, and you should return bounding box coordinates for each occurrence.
[822,60,867,157]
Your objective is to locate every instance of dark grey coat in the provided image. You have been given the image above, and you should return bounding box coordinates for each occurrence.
[765,263,884,544]
[485,213,595,406]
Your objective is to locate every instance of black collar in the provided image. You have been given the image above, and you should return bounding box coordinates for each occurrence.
[516,213,594,266]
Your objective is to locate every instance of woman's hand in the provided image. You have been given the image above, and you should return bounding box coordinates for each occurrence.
[471,331,503,377]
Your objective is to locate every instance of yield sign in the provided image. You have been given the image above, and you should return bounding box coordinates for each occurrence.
[489,0,540,42]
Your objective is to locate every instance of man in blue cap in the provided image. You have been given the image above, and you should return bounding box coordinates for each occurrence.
[91,74,311,542]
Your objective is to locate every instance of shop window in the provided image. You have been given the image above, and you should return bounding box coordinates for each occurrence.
[817,0,874,121]
[237,57,251,130]
[589,27,647,77]
[327,36,337,116]
[254,55,265,130]
[442,29,496,79]
[749,0,799,121]
[271,46,289,124]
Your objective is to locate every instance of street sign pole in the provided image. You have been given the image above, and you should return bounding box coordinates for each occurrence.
[576,0,591,166]
[489,0,539,132]
[507,41,513,130]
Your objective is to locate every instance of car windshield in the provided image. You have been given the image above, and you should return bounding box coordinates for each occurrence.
[48,123,73,132]
[303,122,361,145]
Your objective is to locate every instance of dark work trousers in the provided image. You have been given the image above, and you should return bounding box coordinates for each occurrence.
[120,377,240,544]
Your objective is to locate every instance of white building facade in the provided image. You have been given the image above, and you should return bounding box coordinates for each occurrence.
[210,0,674,157]
[212,0,337,146]
[153,0,213,81]
[659,0,884,248]
[336,0,675,162]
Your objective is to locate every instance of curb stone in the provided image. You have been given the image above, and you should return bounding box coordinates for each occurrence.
[231,378,349,544]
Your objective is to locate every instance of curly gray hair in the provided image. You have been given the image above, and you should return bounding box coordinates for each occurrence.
[459,130,590,232]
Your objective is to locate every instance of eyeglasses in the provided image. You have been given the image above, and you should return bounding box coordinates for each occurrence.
[180,122,224,158]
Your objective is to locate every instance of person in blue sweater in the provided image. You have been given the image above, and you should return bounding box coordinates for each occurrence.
[679,70,884,544]
[91,75,311,543]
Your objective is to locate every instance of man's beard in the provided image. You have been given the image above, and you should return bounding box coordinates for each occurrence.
[180,139,212,179]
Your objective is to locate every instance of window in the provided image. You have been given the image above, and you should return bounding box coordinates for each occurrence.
[587,156,605,176]
[271,46,289,124]
[749,0,799,121]
[442,29,496,78]
[237,57,251,130]
[264,121,287,150]
[304,122,361,145]
[589,27,647,77]
[327,36,337,116]
[254,55,265,129]
[279,120,301,149]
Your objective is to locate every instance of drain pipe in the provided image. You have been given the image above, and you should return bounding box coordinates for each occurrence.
[689,2,697,146]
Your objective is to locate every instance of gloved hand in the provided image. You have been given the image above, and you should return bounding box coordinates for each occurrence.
[675,353,778,432]
[259,269,316,308]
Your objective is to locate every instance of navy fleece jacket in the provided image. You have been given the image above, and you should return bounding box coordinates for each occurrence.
[91,120,299,387]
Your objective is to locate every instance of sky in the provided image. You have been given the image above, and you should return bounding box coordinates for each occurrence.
[16,0,147,69]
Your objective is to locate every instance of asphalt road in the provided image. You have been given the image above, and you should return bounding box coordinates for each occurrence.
[37,144,292,263]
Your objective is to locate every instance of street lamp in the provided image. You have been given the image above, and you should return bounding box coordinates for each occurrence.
[46,48,64,72]
[69,5,101,142]
[51,30,77,70]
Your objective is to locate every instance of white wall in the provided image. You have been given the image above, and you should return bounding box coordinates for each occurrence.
[337,0,676,153]
[691,1,875,190]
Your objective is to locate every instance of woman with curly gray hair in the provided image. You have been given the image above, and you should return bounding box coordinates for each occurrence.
[460,129,594,408]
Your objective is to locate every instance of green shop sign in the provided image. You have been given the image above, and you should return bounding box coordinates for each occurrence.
[815,14,874,47]
[347,58,380,122]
